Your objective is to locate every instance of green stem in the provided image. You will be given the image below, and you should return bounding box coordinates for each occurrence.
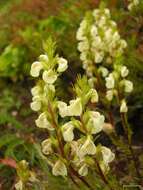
[94,158,115,190]
[121,113,141,179]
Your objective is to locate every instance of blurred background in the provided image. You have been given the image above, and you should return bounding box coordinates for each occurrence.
[0,0,143,189]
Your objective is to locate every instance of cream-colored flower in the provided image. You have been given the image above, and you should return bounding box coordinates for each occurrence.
[52,160,67,176]
[15,180,23,190]
[78,136,96,158]
[68,98,82,116]
[42,70,57,84]
[41,139,53,155]
[105,74,115,89]
[30,61,43,77]
[57,101,68,118]
[30,100,41,111]
[57,57,68,73]
[124,80,133,93]
[31,86,41,96]
[78,164,88,176]
[106,90,114,101]
[120,99,128,113]
[87,111,104,134]
[61,122,74,142]
[121,66,129,78]
[101,146,115,164]
[77,41,89,52]
[35,112,54,130]
[39,54,49,62]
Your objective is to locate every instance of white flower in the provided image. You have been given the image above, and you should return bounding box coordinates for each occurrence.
[31,86,41,96]
[105,74,115,89]
[87,111,104,134]
[78,164,88,176]
[90,25,98,37]
[94,52,104,63]
[61,122,74,142]
[35,112,54,130]
[52,160,67,176]
[106,90,114,101]
[15,180,23,190]
[78,136,96,158]
[120,99,128,113]
[68,98,82,116]
[77,41,89,52]
[121,66,129,78]
[57,101,68,118]
[41,139,53,155]
[44,84,55,94]
[42,70,57,84]
[124,80,133,93]
[57,57,68,73]
[30,61,43,77]
[39,54,49,62]
[30,100,41,111]
[90,89,99,103]
[101,146,115,164]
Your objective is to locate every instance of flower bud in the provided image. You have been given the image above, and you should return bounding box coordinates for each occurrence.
[120,99,128,113]
[39,54,49,62]
[90,89,99,103]
[103,123,114,134]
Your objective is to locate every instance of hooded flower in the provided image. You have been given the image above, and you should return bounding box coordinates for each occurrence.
[52,160,67,176]
[30,61,43,77]
[101,146,115,164]
[121,66,129,78]
[61,121,74,142]
[68,98,82,116]
[106,90,114,101]
[57,57,68,73]
[78,136,96,158]
[35,112,54,130]
[78,164,88,176]
[105,73,115,89]
[41,139,53,155]
[86,111,105,134]
[57,101,68,118]
[30,100,41,112]
[124,80,133,93]
[42,69,57,84]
